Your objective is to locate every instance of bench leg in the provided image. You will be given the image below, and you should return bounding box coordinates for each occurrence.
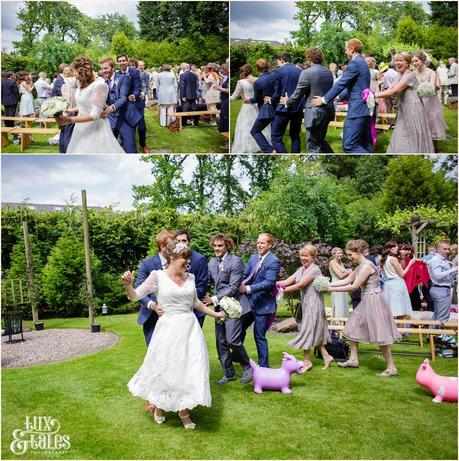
[2,132,10,149]
[419,332,423,347]
[429,334,435,361]
[178,117,182,131]
[21,133,32,152]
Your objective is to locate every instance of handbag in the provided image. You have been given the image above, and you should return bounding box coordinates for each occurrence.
[258,103,275,121]
[315,335,349,362]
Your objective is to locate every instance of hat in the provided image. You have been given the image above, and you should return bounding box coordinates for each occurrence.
[379,63,389,73]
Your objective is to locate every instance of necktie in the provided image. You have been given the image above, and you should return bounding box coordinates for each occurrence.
[217,258,223,274]
[242,256,262,285]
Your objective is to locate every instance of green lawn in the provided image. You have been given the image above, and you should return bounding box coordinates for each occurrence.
[230,99,458,154]
[2,313,457,460]
[2,106,227,154]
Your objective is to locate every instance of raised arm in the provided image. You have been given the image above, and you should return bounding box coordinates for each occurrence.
[122,270,159,300]
[328,265,373,293]
[286,71,310,106]
[329,260,348,280]
[283,271,316,293]
[375,73,411,98]
[390,257,416,278]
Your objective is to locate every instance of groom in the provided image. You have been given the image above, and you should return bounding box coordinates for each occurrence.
[99,57,137,153]
[311,38,372,153]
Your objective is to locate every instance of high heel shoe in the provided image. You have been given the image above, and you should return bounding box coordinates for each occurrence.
[300,362,313,373]
[337,359,359,368]
[322,357,335,369]
[154,408,166,424]
[179,412,196,430]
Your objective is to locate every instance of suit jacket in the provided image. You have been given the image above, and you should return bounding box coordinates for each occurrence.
[242,252,281,315]
[156,71,178,104]
[51,75,64,97]
[139,71,150,95]
[271,63,304,113]
[135,254,163,325]
[250,71,275,110]
[323,54,371,119]
[287,64,335,128]
[1,78,19,106]
[106,73,130,130]
[117,67,143,122]
[187,249,209,319]
[208,253,244,310]
[179,71,198,100]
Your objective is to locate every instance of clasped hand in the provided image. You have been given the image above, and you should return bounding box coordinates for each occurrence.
[310,96,324,107]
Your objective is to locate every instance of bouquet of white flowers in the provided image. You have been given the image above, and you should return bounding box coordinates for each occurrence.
[417,82,436,98]
[41,96,70,119]
[218,296,242,320]
[312,276,330,292]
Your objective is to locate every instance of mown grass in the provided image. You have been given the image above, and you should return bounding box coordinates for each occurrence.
[1,105,227,154]
[2,313,457,460]
[230,99,458,154]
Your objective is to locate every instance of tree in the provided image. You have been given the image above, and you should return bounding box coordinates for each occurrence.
[137,1,228,42]
[111,32,135,60]
[429,1,458,28]
[132,155,190,211]
[396,16,426,47]
[382,156,457,211]
[291,1,323,46]
[91,13,137,47]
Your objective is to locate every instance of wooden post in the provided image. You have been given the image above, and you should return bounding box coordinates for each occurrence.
[81,190,96,327]
[22,220,39,323]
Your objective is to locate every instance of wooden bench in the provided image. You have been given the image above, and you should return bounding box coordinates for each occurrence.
[10,127,60,152]
[167,110,220,131]
[332,111,395,132]
[1,127,15,149]
[329,120,391,131]
[1,116,37,128]
[329,317,458,361]
[220,132,230,139]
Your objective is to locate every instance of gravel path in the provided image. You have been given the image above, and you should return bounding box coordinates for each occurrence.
[2,328,119,368]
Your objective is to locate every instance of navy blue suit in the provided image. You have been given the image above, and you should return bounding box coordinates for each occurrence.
[135,254,163,346]
[189,250,209,326]
[241,252,281,367]
[323,54,372,153]
[179,70,199,126]
[136,71,150,147]
[271,63,304,153]
[51,75,64,97]
[1,78,19,126]
[107,73,136,153]
[249,71,275,153]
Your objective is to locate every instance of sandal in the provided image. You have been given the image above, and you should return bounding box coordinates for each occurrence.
[179,412,196,430]
[154,408,166,424]
[377,368,398,377]
[300,362,313,373]
[337,359,359,368]
[322,357,335,370]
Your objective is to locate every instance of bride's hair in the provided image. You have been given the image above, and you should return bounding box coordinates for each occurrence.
[73,55,95,89]
[239,64,252,78]
[164,240,192,264]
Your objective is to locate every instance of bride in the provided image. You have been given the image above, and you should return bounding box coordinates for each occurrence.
[230,64,271,153]
[56,55,124,154]
[121,241,226,430]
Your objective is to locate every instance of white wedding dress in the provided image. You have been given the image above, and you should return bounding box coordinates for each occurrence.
[230,78,271,153]
[128,271,211,412]
[66,77,124,154]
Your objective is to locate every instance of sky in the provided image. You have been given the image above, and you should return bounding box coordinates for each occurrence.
[1,155,193,211]
[1,0,140,52]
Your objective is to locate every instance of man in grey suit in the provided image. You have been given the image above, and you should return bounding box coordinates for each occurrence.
[203,234,252,385]
[280,47,335,153]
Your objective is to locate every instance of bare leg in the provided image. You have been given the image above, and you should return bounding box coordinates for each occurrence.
[379,344,396,371]
[350,340,359,362]
[320,345,334,369]
[302,349,313,372]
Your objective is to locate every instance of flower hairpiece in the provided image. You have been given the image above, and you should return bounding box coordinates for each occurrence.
[173,242,188,254]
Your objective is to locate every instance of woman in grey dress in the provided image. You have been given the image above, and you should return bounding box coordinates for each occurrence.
[328,240,401,377]
[412,51,447,151]
[277,245,333,372]
[329,247,351,320]
[375,52,434,153]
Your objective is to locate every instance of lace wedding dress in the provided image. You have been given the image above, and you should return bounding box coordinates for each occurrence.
[128,270,211,412]
[66,77,124,154]
[230,78,271,153]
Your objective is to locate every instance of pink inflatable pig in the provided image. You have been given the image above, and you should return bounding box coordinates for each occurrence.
[250,352,304,394]
[416,358,458,403]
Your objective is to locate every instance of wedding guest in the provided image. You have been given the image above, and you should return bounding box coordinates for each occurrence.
[428,241,457,323]
[271,53,304,153]
[448,58,458,98]
[278,245,333,372]
[203,234,252,385]
[451,244,458,305]
[374,52,434,153]
[1,71,20,127]
[17,71,35,117]
[366,57,379,93]
[311,38,372,153]
[328,247,351,319]
[156,65,178,127]
[281,47,334,153]
[203,63,220,126]
[239,233,281,368]
[217,63,229,146]
[34,72,53,117]
[175,230,209,327]
[380,241,414,318]
[381,62,399,114]
[122,242,226,430]
[337,64,345,77]
[329,63,338,80]
[437,61,450,105]
[179,63,199,127]
[51,63,68,97]
[61,67,78,107]
[422,245,437,263]
[246,59,275,153]
[328,240,400,377]
[412,51,447,151]
[230,64,270,153]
